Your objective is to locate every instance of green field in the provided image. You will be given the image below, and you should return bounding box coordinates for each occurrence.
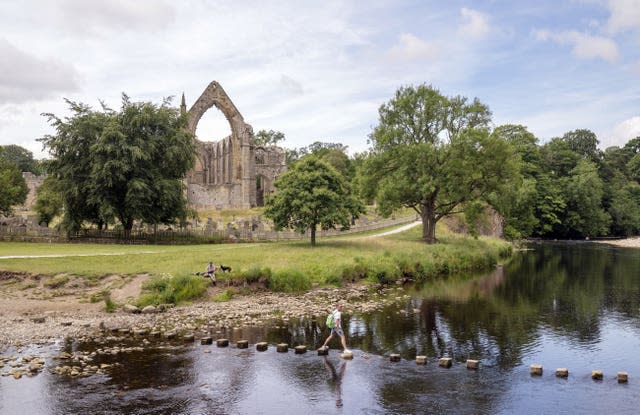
[0,225,511,288]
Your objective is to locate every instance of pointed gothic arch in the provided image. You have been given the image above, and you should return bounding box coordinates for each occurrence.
[185,81,256,208]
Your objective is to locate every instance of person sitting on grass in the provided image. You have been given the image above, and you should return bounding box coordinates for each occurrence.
[204,261,216,286]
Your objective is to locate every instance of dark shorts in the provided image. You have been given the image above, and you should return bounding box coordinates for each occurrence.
[330,327,344,337]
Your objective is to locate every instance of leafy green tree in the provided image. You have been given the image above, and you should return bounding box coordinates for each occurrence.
[254,129,285,147]
[264,156,364,245]
[490,125,541,239]
[562,129,601,162]
[608,183,640,236]
[533,174,567,236]
[40,95,196,233]
[0,144,41,174]
[540,137,580,178]
[565,160,610,237]
[361,84,519,243]
[34,176,63,227]
[287,141,355,178]
[0,162,28,216]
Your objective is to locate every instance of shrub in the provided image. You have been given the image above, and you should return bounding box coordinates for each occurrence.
[104,292,116,313]
[43,275,69,289]
[137,273,208,307]
[268,269,311,292]
[213,289,234,302]
[324,273,342,286]
[242,266,271,284]
[340,262,370,283]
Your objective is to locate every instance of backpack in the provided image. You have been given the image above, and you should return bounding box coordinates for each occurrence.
[326,311,336,328]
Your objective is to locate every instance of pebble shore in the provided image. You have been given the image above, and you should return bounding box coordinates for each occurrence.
[0,284,408,352]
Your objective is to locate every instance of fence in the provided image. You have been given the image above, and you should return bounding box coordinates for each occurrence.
[0,216,418,245]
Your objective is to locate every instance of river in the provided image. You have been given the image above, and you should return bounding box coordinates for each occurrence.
[1,241,639,414]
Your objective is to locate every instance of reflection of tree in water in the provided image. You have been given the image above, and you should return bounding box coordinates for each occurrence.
[348,243,640,370]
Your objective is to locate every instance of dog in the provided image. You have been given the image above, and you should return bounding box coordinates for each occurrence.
[219,264,232,273]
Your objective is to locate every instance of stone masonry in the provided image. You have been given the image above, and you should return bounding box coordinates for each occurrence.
[183,81,286,209]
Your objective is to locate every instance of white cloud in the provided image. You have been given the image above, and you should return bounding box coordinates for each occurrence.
[278,75,304,97]
[459,8,491,39]
[0,39,80,104]
[389,33,439,62]
[611,116,640,145]
[53,0,176,35]
[606,0,640,34]
[534,29,619,62]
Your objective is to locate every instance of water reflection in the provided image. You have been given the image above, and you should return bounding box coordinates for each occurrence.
[323,356,347,407]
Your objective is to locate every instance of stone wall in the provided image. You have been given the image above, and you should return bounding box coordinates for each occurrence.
[255,145,287,206]
[19,172,46,211]
[183,81,286,210]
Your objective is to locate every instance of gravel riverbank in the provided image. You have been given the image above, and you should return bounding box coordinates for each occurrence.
[0,283,407,353]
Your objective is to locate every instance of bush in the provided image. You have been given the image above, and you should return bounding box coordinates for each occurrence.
[268,269,311,292]
[340,262,370,283]
[242,266,271,284]
[43,275,69,289]
[213,289,234,302]
[104,292,116,313]
[137,273,208,307]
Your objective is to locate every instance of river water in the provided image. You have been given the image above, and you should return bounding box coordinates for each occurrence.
[1,242,639,414]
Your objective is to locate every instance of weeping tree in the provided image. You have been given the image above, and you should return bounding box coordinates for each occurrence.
[40,95,196,234]
[360,84,520,243]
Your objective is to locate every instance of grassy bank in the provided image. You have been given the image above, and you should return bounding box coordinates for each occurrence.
[0,225,511,303]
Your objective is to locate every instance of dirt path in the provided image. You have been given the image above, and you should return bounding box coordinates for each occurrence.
[0,251,161,259]
[363,221,421,238]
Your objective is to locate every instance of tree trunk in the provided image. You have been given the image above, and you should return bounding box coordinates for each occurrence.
[123,218,134,239]
[420,204,437,244]
[310,226,316,246]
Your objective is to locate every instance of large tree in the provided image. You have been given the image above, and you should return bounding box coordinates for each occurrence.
[564,159,610,237]
[40,95,196,233]
[0,144,41,174]
[254,129,285,147]
[33,176,63,227]
[0,162,28,217]
[361,84,520,243]
[264,156,364,245]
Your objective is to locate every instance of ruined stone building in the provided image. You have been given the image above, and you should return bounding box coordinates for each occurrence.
[182,81,286,209]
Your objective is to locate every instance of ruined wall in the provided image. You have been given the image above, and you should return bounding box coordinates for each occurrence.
[185,81,256,209]
[184,81,286,210]
[20,172,46,211]
[255,146,287,206]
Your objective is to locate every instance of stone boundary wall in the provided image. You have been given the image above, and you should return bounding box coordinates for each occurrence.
[0,216,418,245]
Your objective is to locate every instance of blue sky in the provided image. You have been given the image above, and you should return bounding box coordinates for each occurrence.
[0,0,639,158]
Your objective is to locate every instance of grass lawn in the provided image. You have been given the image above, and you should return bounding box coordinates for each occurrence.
[0,224,511,288]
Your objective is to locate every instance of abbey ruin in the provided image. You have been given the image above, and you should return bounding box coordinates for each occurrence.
[182,81,286,209]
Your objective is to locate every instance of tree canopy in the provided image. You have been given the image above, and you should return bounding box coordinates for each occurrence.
[0,144,41,174]
[40,95,196,232]
[254,129,285,147]
[0,162,28,217]
[360,84,519,243]
[264,156,364,245]
[33,176,63,227]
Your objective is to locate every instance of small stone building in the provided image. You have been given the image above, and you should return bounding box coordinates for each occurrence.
[183,81,286,209]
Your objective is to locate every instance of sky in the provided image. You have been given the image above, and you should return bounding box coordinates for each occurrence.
[1,0,639,159]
